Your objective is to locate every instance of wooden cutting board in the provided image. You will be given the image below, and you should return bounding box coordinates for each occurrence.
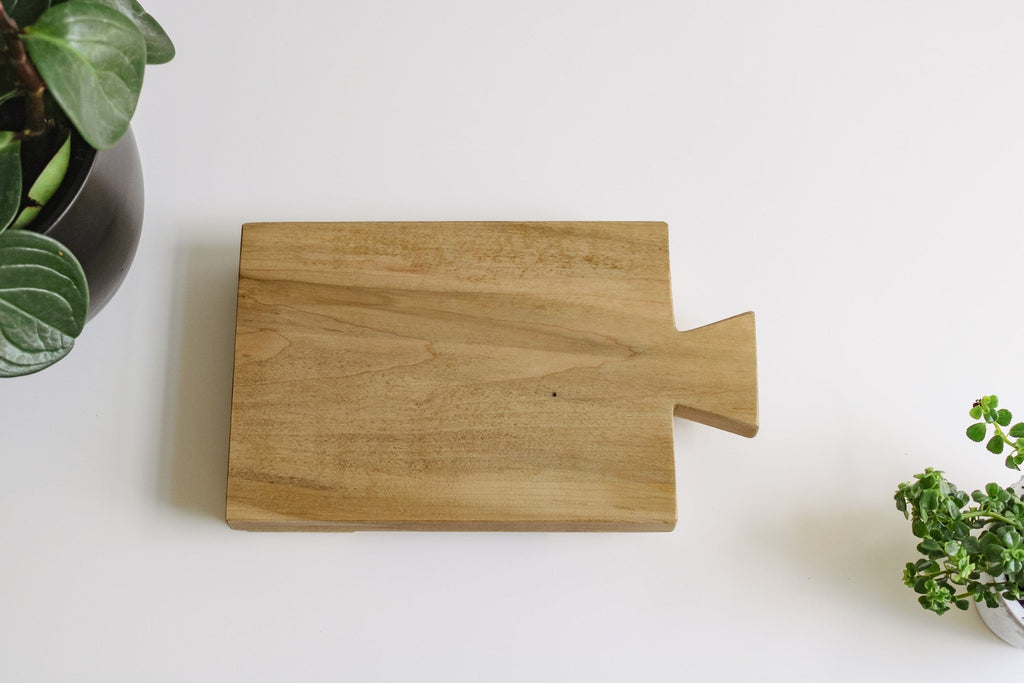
[226,222,757,531]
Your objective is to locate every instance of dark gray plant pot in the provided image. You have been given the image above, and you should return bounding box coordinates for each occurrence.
[37,129,144,320]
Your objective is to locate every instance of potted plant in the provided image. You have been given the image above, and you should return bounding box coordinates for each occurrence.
[0,0,173,377]
[895,395,1024,646]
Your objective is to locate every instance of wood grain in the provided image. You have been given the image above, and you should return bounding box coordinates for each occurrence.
[226,222,757,531]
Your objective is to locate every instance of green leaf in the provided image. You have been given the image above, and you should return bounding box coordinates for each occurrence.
[0,133,21,232]
[0,229,88,376]
[988,435,1005,454]
[912,519,929,538]
[22,2,146,149]
[919,468,944,488]
[971,405,984,420]
[998,409,1013,427]
[967,423,987,442]
[73,0,174,64]
[10,133,70,230]
[1010,423,1024,438]
[5,0,51,26]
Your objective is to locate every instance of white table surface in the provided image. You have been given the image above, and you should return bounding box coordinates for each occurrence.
[4,1,1024,679]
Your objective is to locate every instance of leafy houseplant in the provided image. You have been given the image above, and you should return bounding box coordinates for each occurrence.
[0,0,173,376]
[895,395,1024,641]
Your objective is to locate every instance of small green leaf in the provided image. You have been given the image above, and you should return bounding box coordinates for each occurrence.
[988,435,1005,454]
[0,230,88,376]
[0,133,22,232]
[1010,423,1024,438]
[5,0,51,26]
[903,563,917,586]
[967,423,988,442]
[22,2,146,149]
[912,519,929,538]
[971,405,984,419]
[895,491,908,517]
[10,133,71,230]
[72,0,174,64]
[998,409,1013,427]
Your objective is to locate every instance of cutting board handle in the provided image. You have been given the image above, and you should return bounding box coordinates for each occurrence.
[670,311,759,438]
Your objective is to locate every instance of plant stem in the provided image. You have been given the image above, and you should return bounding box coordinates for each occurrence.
[994,423,1010,446]
[921,567,969,585]
[962,510,1017,525]
[0,2,46,138]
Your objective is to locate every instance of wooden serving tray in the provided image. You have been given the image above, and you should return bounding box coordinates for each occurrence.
[226,222,757,531]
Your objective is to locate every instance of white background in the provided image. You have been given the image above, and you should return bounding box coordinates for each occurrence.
[3,1,1024,679]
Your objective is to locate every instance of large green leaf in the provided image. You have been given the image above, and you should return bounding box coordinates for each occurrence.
[72,0,174,64]
[0,132,22,232]
[5,0,51,27]
[0,229,89,376]
[11,132,71,229]
[22,2,145,149]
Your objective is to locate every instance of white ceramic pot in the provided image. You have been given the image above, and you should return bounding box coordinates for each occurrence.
[976,591,1024,647]
[975,476,1024,647]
